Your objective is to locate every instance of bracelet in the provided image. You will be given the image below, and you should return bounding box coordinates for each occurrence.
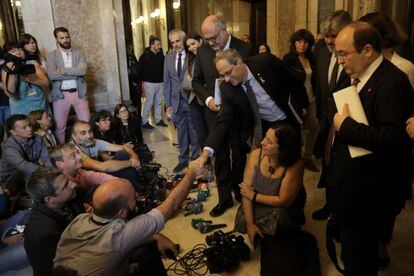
[252,191,258,203]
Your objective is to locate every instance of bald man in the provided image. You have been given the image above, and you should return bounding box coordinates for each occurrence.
[192,15,254,217]
[54,163,205,275]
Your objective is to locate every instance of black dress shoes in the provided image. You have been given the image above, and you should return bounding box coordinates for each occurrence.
[209,201,234,217]
[312,204,330,220]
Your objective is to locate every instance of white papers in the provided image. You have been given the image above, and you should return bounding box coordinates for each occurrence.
[214,78,223,105]
[333,86,372,158]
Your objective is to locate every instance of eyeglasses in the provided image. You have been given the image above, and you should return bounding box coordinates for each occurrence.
[222,65,236,79]
[335,47,363,58]
[205,28,223,43]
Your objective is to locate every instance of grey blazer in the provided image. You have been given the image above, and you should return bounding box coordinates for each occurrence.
[163,51,187,114]
[46,48,88,102]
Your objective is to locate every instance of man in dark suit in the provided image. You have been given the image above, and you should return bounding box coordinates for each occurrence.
[326,22,413,275]
[194,49,308,208]
[312,10,352,220]
[192,15,254,217]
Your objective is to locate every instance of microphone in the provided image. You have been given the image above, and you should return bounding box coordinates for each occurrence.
[184,202,203,216]
[198,222,227,234]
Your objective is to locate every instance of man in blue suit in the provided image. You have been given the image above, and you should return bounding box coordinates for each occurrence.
[164,29,200,173]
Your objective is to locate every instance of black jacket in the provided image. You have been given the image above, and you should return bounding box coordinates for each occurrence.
[205,53,308,151]
[282,51,316,102]
[192,36,254,104]
[113,114,144,145]
[24,200,83,275]
[137,47,164,83]
[326,59,414,219]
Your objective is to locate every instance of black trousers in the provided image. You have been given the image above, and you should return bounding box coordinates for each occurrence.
[204,109,245,204]
[129,240,167,276]
[340,216,379,276]
[129,82,142,120]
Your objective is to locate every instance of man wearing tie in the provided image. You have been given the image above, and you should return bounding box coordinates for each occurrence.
[326,22,413,275]
[312,10,352,220]
[195,49,308,195]
[192,15,254,217]
[164,29,199,173]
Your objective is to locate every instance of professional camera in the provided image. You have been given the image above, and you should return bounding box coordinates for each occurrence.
[136,162,167,204]
[203,230,250,273]
[2,53,35,75]
[134,143,155,164]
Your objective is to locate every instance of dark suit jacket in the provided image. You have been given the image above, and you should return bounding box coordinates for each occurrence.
[192,36,254,104]
[314,46,350,120]
[205,53,308,151]
[282,52,316,102]
[325,59,414,219]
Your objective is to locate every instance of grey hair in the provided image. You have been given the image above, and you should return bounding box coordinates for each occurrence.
[213,49,242,66]
[49,143,77,166]
[169,28,186,41]
[26,167,64,202]
[326,10,352,33]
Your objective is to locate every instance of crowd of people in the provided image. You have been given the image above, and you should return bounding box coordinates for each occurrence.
[0,8,413,276]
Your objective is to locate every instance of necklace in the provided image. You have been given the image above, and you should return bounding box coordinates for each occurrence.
[267,157,278,174]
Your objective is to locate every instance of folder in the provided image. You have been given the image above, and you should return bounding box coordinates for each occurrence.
[333,86,372,158]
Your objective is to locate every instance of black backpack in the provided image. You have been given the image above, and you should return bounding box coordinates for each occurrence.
[260,227,322,276]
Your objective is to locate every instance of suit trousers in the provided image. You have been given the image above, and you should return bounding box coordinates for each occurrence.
[204,108,244,204]
[142,82,163,124]
[53,92,90,144]
[189,100,208,148]
[340,216,379,276]
[172,96,200,166]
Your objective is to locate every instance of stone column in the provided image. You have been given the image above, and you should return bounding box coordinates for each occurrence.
[232,0,250,38]
[267,0,296,57]
[51,0,122,110]
[21,0,56,55]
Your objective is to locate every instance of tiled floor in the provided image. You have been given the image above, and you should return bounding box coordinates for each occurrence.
[144,119,414,276]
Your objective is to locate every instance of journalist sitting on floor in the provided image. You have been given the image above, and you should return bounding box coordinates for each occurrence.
[235,124,319,276]
[54,162,206,275]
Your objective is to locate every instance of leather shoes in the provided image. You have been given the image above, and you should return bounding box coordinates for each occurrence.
[312,204,330,220]
[209,201,234,217]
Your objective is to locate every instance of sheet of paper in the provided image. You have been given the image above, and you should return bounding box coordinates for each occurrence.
[333,86,372,158]
[214,78,222,105]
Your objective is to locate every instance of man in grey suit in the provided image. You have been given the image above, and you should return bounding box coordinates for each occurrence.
[47,27,90,144]
[164,29,200,173]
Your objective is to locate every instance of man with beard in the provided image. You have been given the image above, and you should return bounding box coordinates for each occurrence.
[24,167,83,275]
[70,120,141,189]
[54,163,205,275]
[47,27,90,144]
[164,29,200,173]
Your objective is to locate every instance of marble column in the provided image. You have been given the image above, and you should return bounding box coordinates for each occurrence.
[21,0,56,56]
[51,0,122,110]
[267,0,296,57]
[232,0,250,38]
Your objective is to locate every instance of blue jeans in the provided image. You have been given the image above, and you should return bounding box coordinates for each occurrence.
[0,210,31,273]
[0,106,11,125]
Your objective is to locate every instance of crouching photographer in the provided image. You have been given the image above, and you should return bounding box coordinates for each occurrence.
[1,42,48,115]
[54,162,207,275]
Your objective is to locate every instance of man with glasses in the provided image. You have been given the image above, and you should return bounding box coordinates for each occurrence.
[192,15,254,217]
[325,22,414,275]
[195,49,307,186]
[312,10,352,220]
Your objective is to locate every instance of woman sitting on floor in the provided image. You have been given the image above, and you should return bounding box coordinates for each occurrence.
[235,123,320,276]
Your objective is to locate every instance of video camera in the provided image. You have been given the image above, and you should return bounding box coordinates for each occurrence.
[2,53,35,75]
[203,230,250,273]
